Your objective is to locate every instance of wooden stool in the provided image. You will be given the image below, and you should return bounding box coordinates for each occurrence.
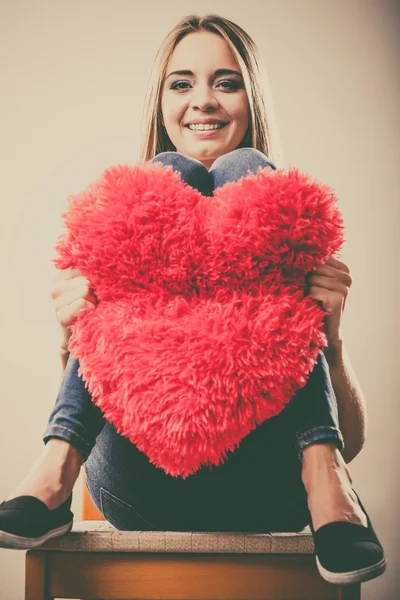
[24,472,361,599]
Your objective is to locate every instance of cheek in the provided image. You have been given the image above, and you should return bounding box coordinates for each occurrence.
[162,98,185,128]
[227,97,249,124]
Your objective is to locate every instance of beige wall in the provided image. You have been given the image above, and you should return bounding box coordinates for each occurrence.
[1,1,398,598]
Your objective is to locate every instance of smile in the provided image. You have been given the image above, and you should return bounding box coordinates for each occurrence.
[185,123,228,137]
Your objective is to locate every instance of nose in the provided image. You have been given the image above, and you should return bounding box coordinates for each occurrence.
[189,84,218,111]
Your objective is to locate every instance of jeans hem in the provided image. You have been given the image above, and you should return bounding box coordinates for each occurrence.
[296,426,345,462]
[42,424,92,462]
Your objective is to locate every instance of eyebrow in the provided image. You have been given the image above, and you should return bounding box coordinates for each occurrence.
[165,68,243,80]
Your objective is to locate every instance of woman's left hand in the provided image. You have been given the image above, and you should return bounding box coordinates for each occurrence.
[307,257,353,347]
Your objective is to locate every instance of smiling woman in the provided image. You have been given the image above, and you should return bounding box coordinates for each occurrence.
[0,11,386,589]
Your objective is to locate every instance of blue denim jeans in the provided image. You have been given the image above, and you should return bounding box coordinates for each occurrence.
[43,148,344,533]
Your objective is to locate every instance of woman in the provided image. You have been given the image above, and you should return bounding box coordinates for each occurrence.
[0,13,386,585]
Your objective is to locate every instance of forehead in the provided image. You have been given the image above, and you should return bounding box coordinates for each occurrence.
[166,31,240,72]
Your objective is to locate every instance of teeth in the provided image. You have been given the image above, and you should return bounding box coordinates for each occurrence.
[188,123,226,131]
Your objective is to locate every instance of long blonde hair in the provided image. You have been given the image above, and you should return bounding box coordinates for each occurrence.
[138,13,284,167]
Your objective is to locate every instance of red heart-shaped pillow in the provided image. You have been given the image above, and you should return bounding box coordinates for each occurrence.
[54,161,344,478]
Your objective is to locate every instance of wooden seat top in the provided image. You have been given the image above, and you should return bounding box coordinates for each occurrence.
[40,521,314,554]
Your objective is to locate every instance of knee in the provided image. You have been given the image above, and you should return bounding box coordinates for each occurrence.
[150,151,207,176]
[150,152,212,194]
[151,151,181,162]
[151,151,203,169]
[211,147,276,172]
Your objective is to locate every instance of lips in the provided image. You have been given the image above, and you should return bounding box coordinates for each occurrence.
[185,122,229,128]
[185,123,229,136]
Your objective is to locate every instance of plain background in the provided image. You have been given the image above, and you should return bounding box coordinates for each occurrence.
[1,1,399,598]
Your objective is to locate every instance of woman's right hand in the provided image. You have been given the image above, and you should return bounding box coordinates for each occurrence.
[51,267,98,354]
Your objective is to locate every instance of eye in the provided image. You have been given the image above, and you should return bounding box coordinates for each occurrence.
[169,79,240,91]
[217,79,240,90]
[170,80,190,90]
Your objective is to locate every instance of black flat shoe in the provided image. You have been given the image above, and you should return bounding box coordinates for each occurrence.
[310,489,387,585]
[0,493,73,549]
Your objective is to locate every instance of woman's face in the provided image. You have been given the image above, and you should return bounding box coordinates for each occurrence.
[160,31,250,170]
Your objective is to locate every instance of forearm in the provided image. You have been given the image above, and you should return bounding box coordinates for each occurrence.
[60,347,70,375]
[59,325,71,376]
[323,338,367,463]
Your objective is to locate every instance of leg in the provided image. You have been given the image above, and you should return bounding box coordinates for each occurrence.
[207,147,367,531]
[5,151,212,525]
[17,152,209,513]
[208,150,385,583]
[42,352,106,461]
[5,353,106,510]
[25,551,52,600]
[209,146,276,187]
[281,352,345,462]
[281,353,367,532]
[151,151,214,195]
[79,151,214,529]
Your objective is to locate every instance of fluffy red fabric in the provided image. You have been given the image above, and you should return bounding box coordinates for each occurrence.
[54,161,344,478]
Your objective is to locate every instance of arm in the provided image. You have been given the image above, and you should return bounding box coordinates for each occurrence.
[51,267,97,379]
[324,338,367,464]
[60,347,70,374]
[307,257,367,463]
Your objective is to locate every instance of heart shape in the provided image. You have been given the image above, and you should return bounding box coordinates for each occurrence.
[54,161,344,478]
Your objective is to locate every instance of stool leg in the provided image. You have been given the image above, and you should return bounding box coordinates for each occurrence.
[25,551,53,600]
[338,583,361,600]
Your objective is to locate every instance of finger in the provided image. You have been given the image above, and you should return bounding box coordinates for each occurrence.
[311,280,349,303]
[308,264,337,278]
[308,266,352,287]
[308,275,337,291]
[308,275,350,294]
[54,283,97,309]
[51,276,93,301]
[309,287,346,313]
[57,298,96,328]
[326,256,350,273]
[308,286,336,313]
[53,283,97,310]
[308,286,329,312]
[52,267,85,283]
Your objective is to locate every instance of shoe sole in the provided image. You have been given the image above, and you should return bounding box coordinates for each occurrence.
[316,554,387,585]
[0,520,73,549]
